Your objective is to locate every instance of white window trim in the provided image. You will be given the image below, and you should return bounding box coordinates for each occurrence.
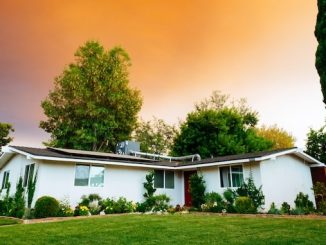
[219,164,244,188]
[74,163,105,187]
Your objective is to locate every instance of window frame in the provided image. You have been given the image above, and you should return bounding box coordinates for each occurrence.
[154,170,175,189]
[23,163,35,187]
[219,165,244,188]
[74,164,105,187]
[1,171,10,189]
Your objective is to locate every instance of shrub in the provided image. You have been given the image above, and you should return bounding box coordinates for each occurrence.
[189,173,206,208]
[34,196,59,218]
[280,202,291,215]
[143,171,156,198]
[103,197,134,214]
[57,198,74,217]
[79,194,102,215]
[1,182,13,216]
[294,192,314,214]
[235,196,256,214]
[223,189,236,213]
[204,192,224,213]
[151,194,170,212]
[267,202,280,215]
[312,182,326,214]
[236,177,264,210]
[11,177,25,218]
[78,205,89,216]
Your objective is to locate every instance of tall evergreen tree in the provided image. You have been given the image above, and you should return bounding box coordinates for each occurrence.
[315,0,326,105]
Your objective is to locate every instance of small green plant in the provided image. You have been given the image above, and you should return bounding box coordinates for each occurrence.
[235,196,256,214]
[2,182,13,216]
[34,196,60,218]
[294,192,314,214]
[27,170,38,208]
[151,194,170,212]
[280,202,291,215]
[58,198,74,217]
[204,192,224,213]
[312,182,326,215]
[236,177,264,210]
[103,197,135,214]
[189,173,206,208]
[11,177,25,218]
[79,194,102,215]
[267,202,280,215]
[78,206,89,216]
[143,171,156,198]
[223,189,236,213]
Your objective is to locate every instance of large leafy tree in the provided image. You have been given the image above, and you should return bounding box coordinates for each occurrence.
[255,124,295,150]
[133,118,177,155]
[305,125,326,163]
[40,41,142,152]
[0,122,14,148]
[171,92,272,158]
[315,0,326,105]
[172,109,272,158]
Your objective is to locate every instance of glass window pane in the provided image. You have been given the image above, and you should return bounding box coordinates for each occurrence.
[74,165,90,186]
[232,173,244,187]
[220,167,231,187]
[165,171,174,189]
[2,171,9,189]
[231,165,243,173]
[23,165,30,187]
[90,166,104,187]
[28,164,35,184]
[154,170,164,188]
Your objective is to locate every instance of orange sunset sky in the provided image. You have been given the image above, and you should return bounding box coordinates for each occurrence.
[0,0,324,148]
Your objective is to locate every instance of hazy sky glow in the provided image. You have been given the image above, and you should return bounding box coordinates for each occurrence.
[0,0,324,148]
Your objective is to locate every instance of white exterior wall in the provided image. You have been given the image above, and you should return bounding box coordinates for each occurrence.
[200,162,261,195]
[260,155,315,209]
[0,154,35,197]
[35,160,182,207]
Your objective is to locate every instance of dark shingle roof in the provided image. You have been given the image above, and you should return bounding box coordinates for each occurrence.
[9,146,298,168]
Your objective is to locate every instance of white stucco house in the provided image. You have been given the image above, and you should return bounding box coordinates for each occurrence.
[0,145,323,211]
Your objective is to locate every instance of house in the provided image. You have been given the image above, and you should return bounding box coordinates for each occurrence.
[0,145,324,210]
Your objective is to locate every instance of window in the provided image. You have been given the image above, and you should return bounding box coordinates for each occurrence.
[1,171,10,189]
[23,164,35,187]
[74,164,104,187]
[154,170,174,189]
[220,165,243,188]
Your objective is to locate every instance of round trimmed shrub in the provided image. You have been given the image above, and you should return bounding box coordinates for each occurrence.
[34,196,60,218]
[235,196,256,214]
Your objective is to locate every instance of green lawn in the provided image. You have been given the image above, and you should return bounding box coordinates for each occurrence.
[0,217,21,226]
[0,214,325,244]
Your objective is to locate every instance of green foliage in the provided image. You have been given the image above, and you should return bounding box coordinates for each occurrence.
[223,189,237,213]
[75,206,89,216]
[78,194,102,215]
[27,170,37,208]
[203,192,224,212]
[34,196,60,218]
[234,196,256,214]
[312,182,326,215]
[189,173,206,208]
[255,124,295,150]
[172,108,272,158]
[236,177,265,210]
[143,171,156,198]
[57,198,74,217]
[133,117,177,154]
[11,177,25,218]
[103,197,135,214]
[315,0,326,105]
[1,182,13,216]
[0,122,14,147]
[294,192,314,214]
[40,40,142,152]
[149,194,171,212]
[305,126,326,163]
[267,202,280,215]
[280,202,291,215]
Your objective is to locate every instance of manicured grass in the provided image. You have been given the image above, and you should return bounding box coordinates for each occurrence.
[0,214,325,244]
[0,217,21,226]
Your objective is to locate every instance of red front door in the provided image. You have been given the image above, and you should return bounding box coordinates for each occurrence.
[184,171,197,206]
